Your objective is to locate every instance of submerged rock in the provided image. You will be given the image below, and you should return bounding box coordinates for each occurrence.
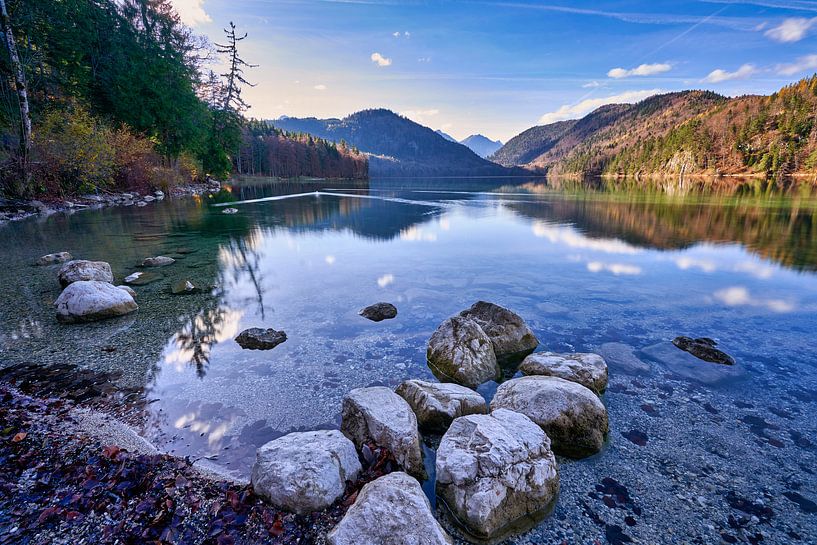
[427,315,500,389]
[54,281,138,323]
[251,430,361,515]
[222,207,239,214]
[672,336,735,365]
[235,328,287,350]
[395,379,487,432]
[459,301,539,361]
[171,279,200,295]
[141,256,175,267]
[641,341,744,385]
[123,271,163,286]
[327,472,452,545]
[519,352,608,394]
[341,386,424,478]
[359,302,397,322]
[58,260,113,287]
[436,409,559,542]
[491,375,608,458]
[598,342,651,375]
[35,252,72,266]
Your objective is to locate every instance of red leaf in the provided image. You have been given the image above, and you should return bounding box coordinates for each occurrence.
[12,432,27,443]
[270,516,285,537]
[102,445,121,460]
[342,490,358,507]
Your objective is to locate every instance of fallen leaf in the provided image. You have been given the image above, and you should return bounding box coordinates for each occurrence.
[12,432,27,442]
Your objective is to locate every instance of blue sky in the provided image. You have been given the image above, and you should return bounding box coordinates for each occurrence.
[172,0,817,141]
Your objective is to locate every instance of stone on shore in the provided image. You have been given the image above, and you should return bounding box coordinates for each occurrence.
[427,315,500,389]
[251,430,361,515]
[141,256,175,267]
[395,379,487,432]
[519,352,608,394]
[327,472,452,545]
[54,280,138,323]
[235,328,287,350]
[341,387,424,478]
[491,376,608,458]
[459,301,539,360]
[35,252,72,266]
[359,302,397,322]
[171,279,200,295]
[58,260,114,287]
[436,409,559,541]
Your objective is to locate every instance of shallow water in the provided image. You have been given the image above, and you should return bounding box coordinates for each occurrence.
[1,178,816,544]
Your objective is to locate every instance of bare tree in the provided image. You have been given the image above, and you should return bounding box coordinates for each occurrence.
[0,0,31,179]
[215,22,256,114]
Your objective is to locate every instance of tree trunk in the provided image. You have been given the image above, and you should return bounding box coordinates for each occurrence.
[0,0,31,177]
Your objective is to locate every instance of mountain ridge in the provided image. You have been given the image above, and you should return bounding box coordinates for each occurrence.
[460,134,503,158]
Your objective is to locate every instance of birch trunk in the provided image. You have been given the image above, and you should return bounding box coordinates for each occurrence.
[0,0,31,172]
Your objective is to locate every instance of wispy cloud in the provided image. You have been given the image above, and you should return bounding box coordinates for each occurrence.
[608,63,672,79]
[587,261,642,275]
[713,286,794,313]
[532,222,642,254]
[765,17,817,42]
[313,84,327,90]
[776,54,817,76]
[377,274,394,287]
[370,52,392,67]
[171,0,211,27]
[392,31,411,37]
[539,89,662,124]
[582,80,602,88]
[704,64,757,83]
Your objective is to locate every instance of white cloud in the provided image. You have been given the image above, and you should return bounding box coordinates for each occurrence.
[675,256,717,273]
[325,255,336,265]
[371,52,392,67]
[532,222,642,254]
[313,84,327,91]
[777,54,817,76]
[582,80,602,88]
[377,274,394,288]
[587,261,642,275]
[538,89,662,124]
[171,0,211,27]
[607,63,671,79]
[393,31,410,38]
[713,286,794,313]
[764,17,816,43]
[704,64,757,83]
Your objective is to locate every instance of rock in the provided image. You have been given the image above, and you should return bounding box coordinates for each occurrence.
[222,207,238,214]
[641,341,744,385]
[598,342,651,375]
[235,328,287,350]
[519,352,608,394]
[142,195,156,202]
[154,190,165,199]
[491,376,608,458]
[171,279,200,295]
[54,281,138,323]
[136,201,147,207]
[116,285,137,298]
[123,271,163,286]
[459,301,538,361]
[436,409,559,542]
[427,315,500,389]
[58,260,114,287]
[672,336,735,365]
[341,387,424,478]
[359,302,397,322]
[251,430,361,515]
[327,472,452,545]
[395,380,487,432]
[35,252,72,266]
[141,256,175,267]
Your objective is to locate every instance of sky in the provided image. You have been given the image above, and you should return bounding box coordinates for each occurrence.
[171,0,817,142]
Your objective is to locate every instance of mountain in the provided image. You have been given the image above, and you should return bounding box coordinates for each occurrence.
[495,77,817,180]
[271,109,518,177]
[460,134,503,158]
[435,129,457,142]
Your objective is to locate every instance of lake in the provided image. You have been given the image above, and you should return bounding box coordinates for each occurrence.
[1,178,816,544]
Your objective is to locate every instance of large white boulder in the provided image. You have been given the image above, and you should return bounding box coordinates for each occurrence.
[54,281,137,323]
[327,472,452,545]
[395,379,487,432]
[57,260,113,287]
[519,352,608,394]
[491,376,608,458]
[341,387,424,478]
[459,301,539,360]
[426,315,500,388]
[436,409,559,541]
[251,430,361,514]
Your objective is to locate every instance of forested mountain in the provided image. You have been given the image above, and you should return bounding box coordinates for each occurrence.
[460,134,502,158]
[271,110,517,176]
[495,78,817,181]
